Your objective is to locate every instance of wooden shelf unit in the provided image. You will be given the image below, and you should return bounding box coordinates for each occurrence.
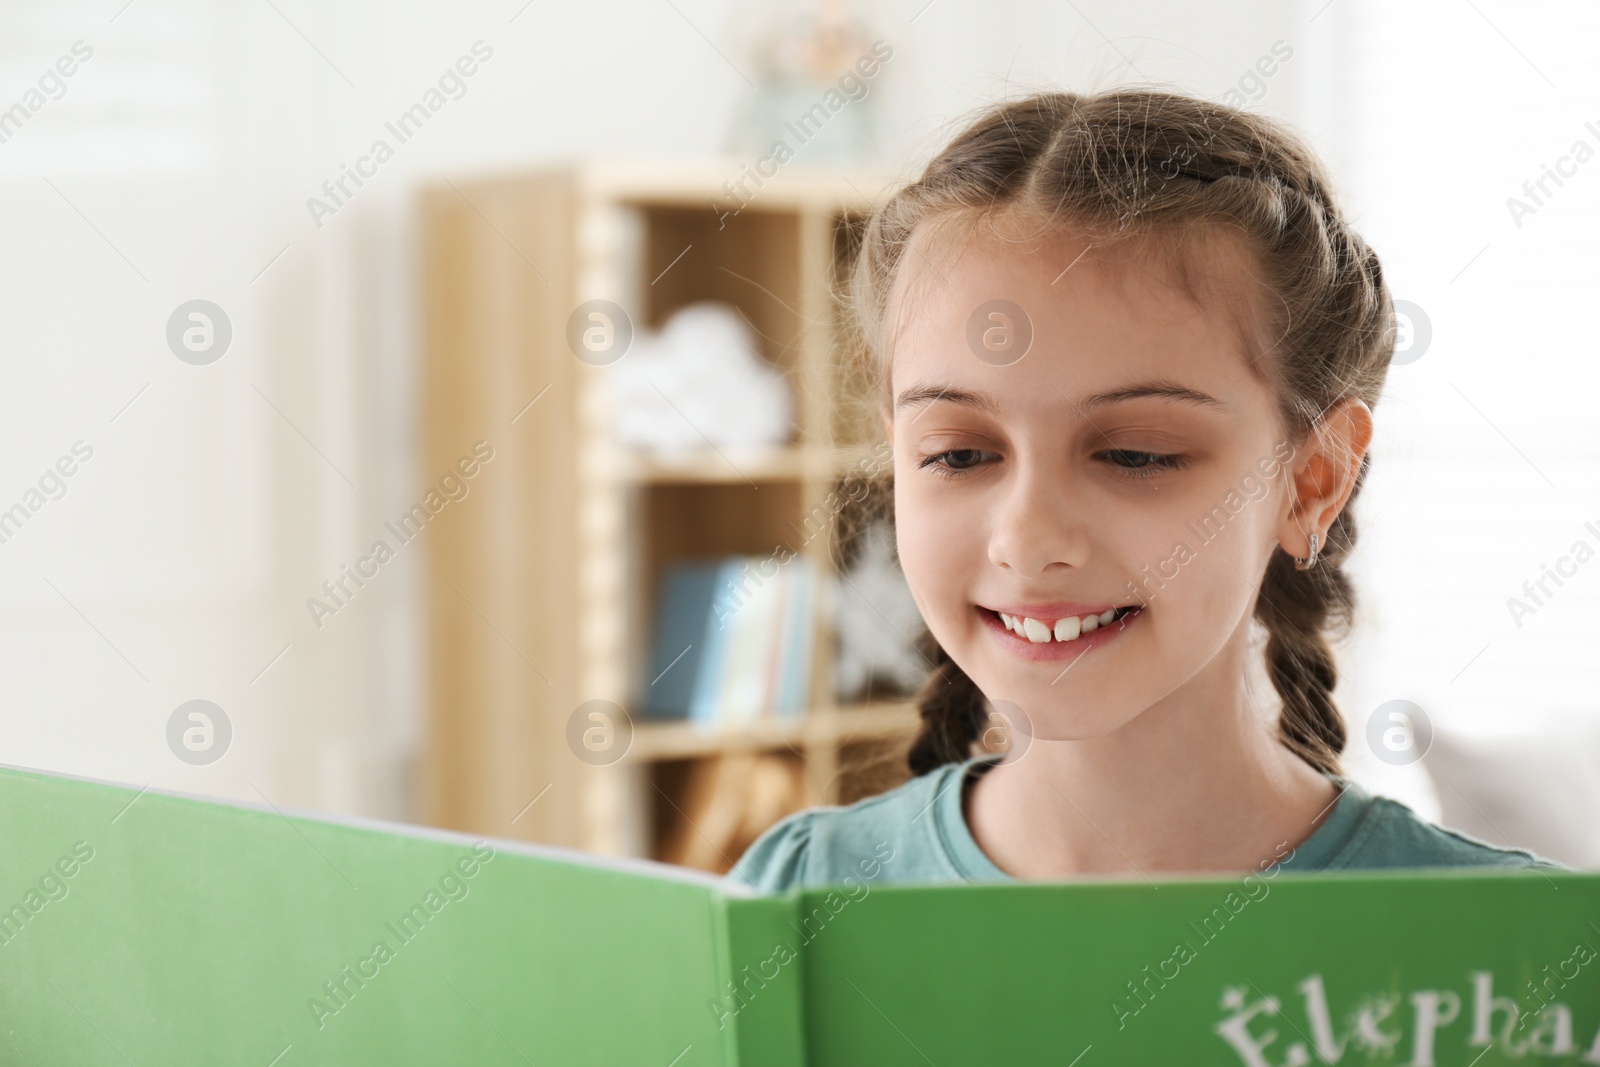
[418,156,918,867]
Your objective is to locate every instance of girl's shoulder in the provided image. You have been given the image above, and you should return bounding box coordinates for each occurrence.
[1309,776,1575,873]
[720,758,982,895]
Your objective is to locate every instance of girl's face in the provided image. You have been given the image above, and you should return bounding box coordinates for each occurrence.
[885,217,1303,742]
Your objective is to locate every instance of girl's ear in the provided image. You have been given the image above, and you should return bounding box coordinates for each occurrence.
[1277,398,1375,557]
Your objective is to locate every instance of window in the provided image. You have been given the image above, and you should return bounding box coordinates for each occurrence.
[1309,0,1600,744]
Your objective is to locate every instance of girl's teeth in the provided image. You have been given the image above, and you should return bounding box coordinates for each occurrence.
[1000,607,1132,644]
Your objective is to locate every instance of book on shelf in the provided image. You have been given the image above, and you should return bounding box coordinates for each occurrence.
[8,761,1596,1065]
[642,555,815,728]
[640,559,721,722]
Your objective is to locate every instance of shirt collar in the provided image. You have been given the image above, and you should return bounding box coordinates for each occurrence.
[933,754,1369,881]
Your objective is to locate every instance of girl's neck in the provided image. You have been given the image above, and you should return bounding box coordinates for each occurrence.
[963,621,1340,879]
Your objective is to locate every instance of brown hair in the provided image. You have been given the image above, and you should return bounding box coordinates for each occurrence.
[844,88,1395,780]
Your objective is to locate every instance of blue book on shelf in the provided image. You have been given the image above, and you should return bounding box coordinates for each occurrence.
[710,559,777,726]
[641,559,727,720]
[689,558,746,727]
[776,558,814,717]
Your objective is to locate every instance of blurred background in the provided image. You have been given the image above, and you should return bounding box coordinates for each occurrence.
[2,0,1596,873]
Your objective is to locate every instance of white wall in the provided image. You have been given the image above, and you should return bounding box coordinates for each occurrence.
[0,0,1305,823]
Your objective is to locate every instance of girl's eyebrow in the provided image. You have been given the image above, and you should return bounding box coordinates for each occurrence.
[894,379,1230,415]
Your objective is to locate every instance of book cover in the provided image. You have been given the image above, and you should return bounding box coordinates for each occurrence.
[4,762,1597,1066]
[753,565,792,721]
[775,558,813,718]
[712,559,785,727]
[642,559,723,720]
[690,560,745,727]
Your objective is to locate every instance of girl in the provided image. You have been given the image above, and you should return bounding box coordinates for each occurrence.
[725,87,1567,893]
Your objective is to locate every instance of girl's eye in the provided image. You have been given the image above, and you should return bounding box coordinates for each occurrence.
[917,448,993,480]
[915,448,1189,482]
[1100,449,1189,482]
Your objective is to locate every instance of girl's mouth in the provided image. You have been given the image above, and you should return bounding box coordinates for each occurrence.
[975,603,1144,662]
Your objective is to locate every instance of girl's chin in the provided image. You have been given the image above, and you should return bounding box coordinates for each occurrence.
[965,696,1145,749]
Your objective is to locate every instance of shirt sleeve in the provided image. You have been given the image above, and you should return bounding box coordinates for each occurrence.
[721,810,814,895]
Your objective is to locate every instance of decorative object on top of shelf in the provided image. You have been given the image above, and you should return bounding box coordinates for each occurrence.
[611,301,795,455]
[832,520,926,703]
[727,0,889,167]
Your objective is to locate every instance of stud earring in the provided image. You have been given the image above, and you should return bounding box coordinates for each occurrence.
[1294,532,1320,571]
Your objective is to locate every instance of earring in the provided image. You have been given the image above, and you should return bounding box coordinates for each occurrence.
[1294,532,1320,571]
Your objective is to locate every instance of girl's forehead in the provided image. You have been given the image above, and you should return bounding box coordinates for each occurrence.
[889,212,1265,327]
[885,219,1272,408]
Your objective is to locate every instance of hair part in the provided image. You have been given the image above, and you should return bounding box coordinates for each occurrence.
[841,88,1395,780]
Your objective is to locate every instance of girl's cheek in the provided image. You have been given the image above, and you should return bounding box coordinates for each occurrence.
[893,520,964,618]
[894,521,942,587]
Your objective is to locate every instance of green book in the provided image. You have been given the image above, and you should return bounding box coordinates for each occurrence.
[2,762,1596,1064]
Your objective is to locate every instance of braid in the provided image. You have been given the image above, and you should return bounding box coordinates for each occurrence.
[1255,507,1360,776]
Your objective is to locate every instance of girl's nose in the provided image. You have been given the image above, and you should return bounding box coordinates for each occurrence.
[985,458,1091,578]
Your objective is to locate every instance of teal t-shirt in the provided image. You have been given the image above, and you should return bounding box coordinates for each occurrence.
[722,754,1570,894]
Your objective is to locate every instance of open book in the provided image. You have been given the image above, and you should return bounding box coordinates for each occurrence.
[2,762,1596,1065]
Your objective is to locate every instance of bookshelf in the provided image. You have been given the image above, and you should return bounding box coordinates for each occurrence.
[418,156,919,870]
